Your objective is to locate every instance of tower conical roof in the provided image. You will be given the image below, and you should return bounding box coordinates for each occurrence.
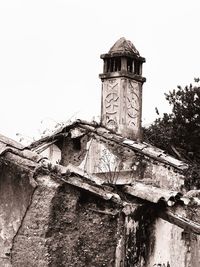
[109,37,140,55]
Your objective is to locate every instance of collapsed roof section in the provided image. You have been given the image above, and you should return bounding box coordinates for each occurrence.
[0,132,200,235]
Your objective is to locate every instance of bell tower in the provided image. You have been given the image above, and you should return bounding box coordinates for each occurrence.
[99,37,146,140]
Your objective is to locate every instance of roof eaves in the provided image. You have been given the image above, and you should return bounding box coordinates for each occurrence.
[123,183,183,207]
[0,133,25,150]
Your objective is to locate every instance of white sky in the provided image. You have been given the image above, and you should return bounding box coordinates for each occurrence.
[0,0,200,141]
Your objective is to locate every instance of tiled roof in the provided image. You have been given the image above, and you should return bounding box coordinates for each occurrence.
[29,119,189,171]
[109,37,140,56]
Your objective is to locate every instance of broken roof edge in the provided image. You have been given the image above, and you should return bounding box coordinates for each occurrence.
[28,118,189,171]
[28,119,100,150]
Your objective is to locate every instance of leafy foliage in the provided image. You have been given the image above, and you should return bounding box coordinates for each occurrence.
[144,80,200,189]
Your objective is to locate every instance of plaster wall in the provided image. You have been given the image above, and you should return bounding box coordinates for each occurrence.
[12,175,61,267]
[0,159,35,267]
[147,216,200,267]
[44,133,184,190]
[147,218,187,267]
[83,138,185,190]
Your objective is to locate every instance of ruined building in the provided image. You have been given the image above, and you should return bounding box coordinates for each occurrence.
[0,37,200,267]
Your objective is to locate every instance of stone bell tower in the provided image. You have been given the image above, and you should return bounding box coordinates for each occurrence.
[99,37,146,140]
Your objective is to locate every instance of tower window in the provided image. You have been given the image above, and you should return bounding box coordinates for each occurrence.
[111,59,114,72]
[127,58,133,72]
[114,58,121,71]
[106,59,111,72]
[104,58,122,73]
[134,61,140,75]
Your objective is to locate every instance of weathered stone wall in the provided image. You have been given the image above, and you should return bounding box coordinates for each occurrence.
[46,185,120,267]
[11,174,122,267]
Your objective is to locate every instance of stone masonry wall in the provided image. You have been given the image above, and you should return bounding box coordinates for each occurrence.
[46,185,119,267]
[11,174,121,267]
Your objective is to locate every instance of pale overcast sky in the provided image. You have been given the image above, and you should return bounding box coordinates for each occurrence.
[0,0,200,141]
